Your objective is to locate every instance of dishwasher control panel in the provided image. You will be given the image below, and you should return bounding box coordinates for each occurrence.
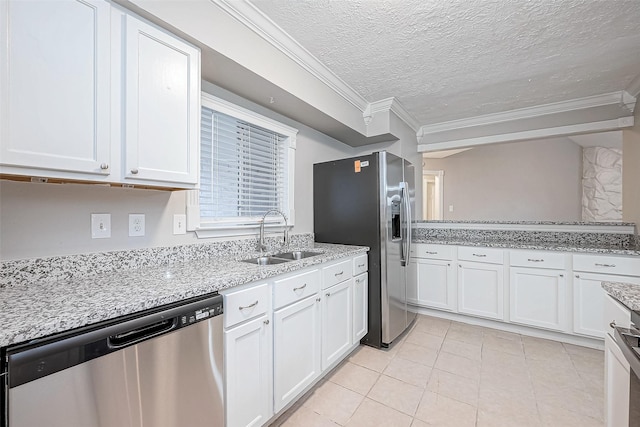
[181,301,224,326]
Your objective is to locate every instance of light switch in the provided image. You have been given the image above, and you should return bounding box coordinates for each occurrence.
[449,205,454,212]
[91,214,111,239]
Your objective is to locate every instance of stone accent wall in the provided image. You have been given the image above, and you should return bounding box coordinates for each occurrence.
[582,147,622,222]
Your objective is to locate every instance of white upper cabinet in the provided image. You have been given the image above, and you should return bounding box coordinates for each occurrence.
[122,15,199,185]
[1,0,111,176]
[0,0,200,188]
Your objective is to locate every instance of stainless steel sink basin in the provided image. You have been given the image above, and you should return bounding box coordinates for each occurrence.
[271,250,322,261]
[241,256,290,266]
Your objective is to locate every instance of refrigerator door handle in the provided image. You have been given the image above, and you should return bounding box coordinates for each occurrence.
[400,183,409,266]
[405,181,412,265]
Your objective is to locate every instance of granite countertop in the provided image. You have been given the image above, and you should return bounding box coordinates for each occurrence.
[0,243,368,348]
[602,281,640,311]
[412,238,640,256]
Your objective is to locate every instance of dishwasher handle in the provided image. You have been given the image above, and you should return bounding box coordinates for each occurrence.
[108,318,177,349]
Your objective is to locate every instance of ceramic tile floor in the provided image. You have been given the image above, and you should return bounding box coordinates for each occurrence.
[271,314,604,427]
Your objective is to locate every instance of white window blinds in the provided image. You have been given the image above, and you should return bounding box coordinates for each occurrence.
[200,106,288,222]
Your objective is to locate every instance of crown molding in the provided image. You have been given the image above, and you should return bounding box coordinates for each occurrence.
[418,91,636,136]
[418,117,634,152]
[626,74,640,99]
[363,97,420,131]
[213,0,368,112]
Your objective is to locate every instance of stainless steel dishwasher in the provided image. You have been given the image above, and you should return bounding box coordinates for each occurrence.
[1,293,224,427]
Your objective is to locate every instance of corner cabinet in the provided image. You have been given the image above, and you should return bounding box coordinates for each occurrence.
[0,0,112,175]
[222,252,368,427]
[0,0,200,189]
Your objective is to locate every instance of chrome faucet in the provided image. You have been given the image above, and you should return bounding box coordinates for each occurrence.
[259,209,288,253]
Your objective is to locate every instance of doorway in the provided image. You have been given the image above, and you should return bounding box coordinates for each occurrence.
[423,170,443,220]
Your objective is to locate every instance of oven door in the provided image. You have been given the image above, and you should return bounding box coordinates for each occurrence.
[614,327,640,425]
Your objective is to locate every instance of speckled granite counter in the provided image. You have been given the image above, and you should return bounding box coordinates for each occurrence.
[602,282,640,311]
[0,242,368,348]
[411,238,640,256]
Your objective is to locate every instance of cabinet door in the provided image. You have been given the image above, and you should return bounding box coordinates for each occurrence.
[322,279,352,371]
[509,267,566,331]
[410,258,455,311]
[225,315,272,427]
[457,261,504,320]
[605,334,629,427]
[273,295,321,413]
[123,15,199,186]
[1,0,111,175]
[353,273,368,344]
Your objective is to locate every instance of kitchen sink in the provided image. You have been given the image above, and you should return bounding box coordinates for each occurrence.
[241,256,290,266]
[271,250,323,261]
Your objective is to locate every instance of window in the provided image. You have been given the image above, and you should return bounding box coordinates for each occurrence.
[190,93,297,237]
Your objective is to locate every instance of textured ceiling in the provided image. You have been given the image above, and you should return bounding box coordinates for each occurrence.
[250,0,640,126]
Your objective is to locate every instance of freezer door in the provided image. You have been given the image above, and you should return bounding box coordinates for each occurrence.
[403,159,418,326]
[381,152,408,345]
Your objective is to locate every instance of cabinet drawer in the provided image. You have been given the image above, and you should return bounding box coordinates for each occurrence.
[510,250,566,270]
[223,283,270,328]
[323,259,352,289]
[410,244,453,260]
[574,254,640,277]
[274,269,321,310]
[458,246,503,264]
[353,254,368,276]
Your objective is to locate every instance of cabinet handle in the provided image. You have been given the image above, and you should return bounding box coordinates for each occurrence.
[293,284,307,291]
[610,320,616,329]
[527,258,544,262]
[131,168,139,175]
[447,263,451,267]
[335,271,344,277]
[264,319,270,325]
[472,253,487,258]
[559,274,564,277]
[459,264,462,268]
[316,297,321,302]
[426,251,437,255]
[595,263,616,268]
[100,163,109,170]
[358,263,365,268]
[575,275,580,279]
[239,300,258,310]
[326,292,331,297]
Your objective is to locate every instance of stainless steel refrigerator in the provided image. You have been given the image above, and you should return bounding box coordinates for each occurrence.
[313,151,416,348]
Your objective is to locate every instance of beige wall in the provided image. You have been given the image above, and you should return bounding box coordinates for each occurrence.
[423,138,583,221]
[0,83,406,260]
[622,99,640,230]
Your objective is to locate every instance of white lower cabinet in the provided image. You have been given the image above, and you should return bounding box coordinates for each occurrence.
[225,313,273,427]
[605,333,630,427]
[408,258,455,311]
[273,295,321,413]
[509,267,566,331]
[321,279,353,370]
[353,273,368,344]
[457,261,504,320]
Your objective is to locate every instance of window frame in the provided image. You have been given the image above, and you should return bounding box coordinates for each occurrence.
[189,92,298,238]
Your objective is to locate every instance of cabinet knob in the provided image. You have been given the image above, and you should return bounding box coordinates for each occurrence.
[447,263,451,267]
[131,168,139,175]
[326,292,331,297]
[575,274,580,279]
[610,320,616,329]
[316,297,321,302]
[100,163,109,170]
[559,274,564,277]
[264,319,270,325]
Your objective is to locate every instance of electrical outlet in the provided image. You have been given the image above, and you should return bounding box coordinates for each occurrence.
[173,214,186,235]
[129,214,145,237]
[449,205,454,212]
[91,214,111,239]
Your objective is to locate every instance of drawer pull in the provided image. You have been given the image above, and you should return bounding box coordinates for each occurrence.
[239,300,259,311]
[527,258,544,262]
[559,274,564,277]
[293,284,307,292]
[425,251,438,255]
[264,319,270,325]
[335,271,344,277]
[316,297,321,302]
[610,320,617,329]
[472,253,487,258]
[357,263,365,268]
[595,263,616,268]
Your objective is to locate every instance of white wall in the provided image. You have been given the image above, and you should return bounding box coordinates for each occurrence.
[0,83,405,260]
[423,138,583,221]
